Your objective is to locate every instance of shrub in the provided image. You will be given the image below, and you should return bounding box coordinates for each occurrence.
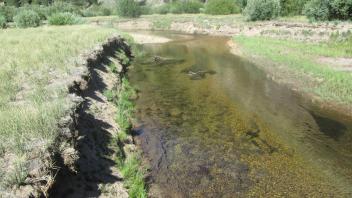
[48,12,80,25]
[0,6,17,22]
[304,0,352,21]
[303,0,330,21]
[244,0,281,21]
[0,15,6,29]
[82,5,113,17]
[205,0,240,15]
[47,2,82,16]
[280,0,309,16]
[236,0,247,10]
[16,5,49,20]
[329,0,352,20]
[14,10,41,28]
[178,0,203,14]
[154,4,171,14]
[116,0,141,18]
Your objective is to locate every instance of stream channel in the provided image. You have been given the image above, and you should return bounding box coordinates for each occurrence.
[128,32,352,197]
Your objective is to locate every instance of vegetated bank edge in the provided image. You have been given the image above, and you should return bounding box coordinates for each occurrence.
[7,35,146,197]
[230,36,352,121]
[49,35,148,197]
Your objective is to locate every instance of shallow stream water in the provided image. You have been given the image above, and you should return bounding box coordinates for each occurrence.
[128,32,352,197]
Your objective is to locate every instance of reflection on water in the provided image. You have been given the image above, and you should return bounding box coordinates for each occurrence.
[128,32,352,197]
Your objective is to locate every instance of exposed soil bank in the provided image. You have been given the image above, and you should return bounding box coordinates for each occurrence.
[48,37,132,197]
[110,15,352,42]
[12,36,135,197]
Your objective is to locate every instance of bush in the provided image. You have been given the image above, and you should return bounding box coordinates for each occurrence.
[14,10,41,28]
[280,0,308,16]
[236,0,247,10]
[329,0,352,20]
[205,0,240,15]
[48,12,80,25]
[304,0,352,21]
[244,0,281,21]
[47,2,82,16]
[82,5,113,17]
[180,0,203,13]
[116,0,141,18]
[303,0,330,21]
[0,6,17,22]
[16,5,49,20]
[154,4,171,14]
[0,15,6,29]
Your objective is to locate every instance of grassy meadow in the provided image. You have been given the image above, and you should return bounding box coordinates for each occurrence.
[0,25,117,190]
[234,36,352,105]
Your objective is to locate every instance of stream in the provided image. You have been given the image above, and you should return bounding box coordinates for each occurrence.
[128,32,352,197]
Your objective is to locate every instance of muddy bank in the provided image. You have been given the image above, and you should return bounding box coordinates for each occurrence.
[112,16,352,42]
[9,36,133,197]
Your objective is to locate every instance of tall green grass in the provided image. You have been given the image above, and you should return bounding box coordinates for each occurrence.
[106,74,147,197]
[234,36,352,104]
[0,25,117,191]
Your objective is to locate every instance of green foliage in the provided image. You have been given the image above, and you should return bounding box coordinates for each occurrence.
[4,0,20,7]
[47,2,82,16]
[116,0,141,18]
[16,5,49,20]
[205,0,240,15]
[329,0,352,20]
[115,78,135,133]
[0,6,16,22]
[120,154,147,198]
[244,0,281,21]
[153,0,203,14]
[303,0,330,21]
[0,15,6,28]
[280,0,308,16]
[176,0,203,14]
[48,12,80,25]
[304,0,352,21]
[236,0,247,10]
[82,5,113,17]
[14,10,41,28]
[153,4,170,14]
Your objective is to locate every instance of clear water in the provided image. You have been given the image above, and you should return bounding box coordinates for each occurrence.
[129,32,352,197]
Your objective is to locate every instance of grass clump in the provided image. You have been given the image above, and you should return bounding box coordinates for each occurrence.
[119,154,147,198]
[14,10,41,28]
[48,12,81,25]
[205,0,240,15]
[0,15,6,28]
[115,78,135,137]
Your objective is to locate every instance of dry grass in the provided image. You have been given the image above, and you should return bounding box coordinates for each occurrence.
[0,25,118,192]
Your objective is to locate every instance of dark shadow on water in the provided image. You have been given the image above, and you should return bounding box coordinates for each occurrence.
[311,112,347,141]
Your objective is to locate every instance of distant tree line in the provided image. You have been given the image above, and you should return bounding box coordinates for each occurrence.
[3,0,98,7]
